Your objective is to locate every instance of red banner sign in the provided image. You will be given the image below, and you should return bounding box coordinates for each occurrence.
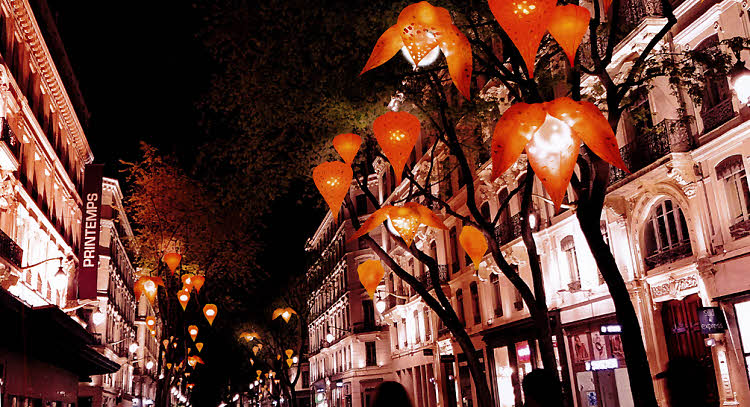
[77,164,103,299]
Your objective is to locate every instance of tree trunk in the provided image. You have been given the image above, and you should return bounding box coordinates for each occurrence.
[577,201,659,407]
[449,321,494,407]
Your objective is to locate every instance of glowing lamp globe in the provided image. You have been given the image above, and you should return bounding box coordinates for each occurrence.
[150,329,156,337]
[333,133,362,165]
[178,289,190,310]
[203,304,218,325]
[196,342,204,353]
[730,62,750,105]
[459,226,488,270]
[129,343,139,353]
[313,162,353,218]
[188,325,199,342]
[92,311,106,326]
[488,0,557,77]
[192,275,205,293]
[326,332,335,343]
[146,316,157,329]
[53,267,67,291]
[357,260,385,300]
[163,252,182,274]
[376,299,386,314]
[373,111,421,184]
[292,356,299,364]
[146,360,154,370]
[256,369,262,379]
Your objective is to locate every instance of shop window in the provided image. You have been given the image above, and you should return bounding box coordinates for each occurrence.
[561,236,582,291]
[643,199,692,270]
[365,341,377,366]
[456,289,466,326]
[717,155,750,238]
[734,300,750,383]
[491,273,504,317]
[470,282,482,324]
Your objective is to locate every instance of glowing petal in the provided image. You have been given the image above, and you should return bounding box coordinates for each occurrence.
[491,103,546,179]
[192,275,205,293]
[547,5,591,66]
[163,252,181,274]
[188,325,199,342]
[203,304,218,325]
[361,25,404,74]
[388,205,424,245]
[373,111,421,184]
[441,24,473,99]
[488,0,557,77]
[348,206,393,242]
[412,203,448,231]
[525,115,581,210]
[178,289,190,311]
[181,274,195,291]
[459,226,488,270]
[313,162,353,218]
[196,343,203,353]
[357,260,385,299]
[253,346,260,356]
[333,133,362,165]
[286,358,294,368]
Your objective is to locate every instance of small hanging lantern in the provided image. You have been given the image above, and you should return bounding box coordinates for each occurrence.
[146,316,157,330]
[350,202,447,246]
[256,369,262,379]
[166,363,173,370]
[257,343,263,351]
[459,226,488,270]
[250,359,254,366]
[357,260,385,300]
[252,346,260,355]
[181,274,195,291]
[150,329,156,337]
[188,325,199,342]
[373,111,421,184]
[135,276,164,305]
[272,307,297,323]
[192,275,205,293]
[276,354,282,360]
[487,0,557,77]
[196,342,204,353]
[547,5,591,66]
[178,289,191,311]
[163,339,169,348]
[491,97,629,209]
[163,252,182,274]
[313,162,353,218]
[188,348,192,355]
[285,349,294,359]
[361,1,473,99]
[333,133,362,165]
[286,358,294,368]
[203,304,218,325]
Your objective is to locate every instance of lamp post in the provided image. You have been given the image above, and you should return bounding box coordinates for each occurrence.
[374,290,409,314]
[325,326,351,344]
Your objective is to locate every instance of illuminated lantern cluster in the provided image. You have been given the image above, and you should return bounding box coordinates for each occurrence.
[134,276,164,305]
[491,97,629,209]
[313,162,353,217]
[361,1,473,99]
[373,111,421,184]
[163,252,182,274]
[357,260,385,300]
[272,307,297,323]
[203,304,218,325]
[459,226,488,270]
[350,202,447,246]
[192,275,205,293]
[188,325,199,342]
[333,133,362,165]
[187,356,204,367]
[178,289,191,311]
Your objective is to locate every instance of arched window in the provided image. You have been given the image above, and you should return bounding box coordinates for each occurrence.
[717,155,750,236]
[470,282,481,324]
[643,199,691,270]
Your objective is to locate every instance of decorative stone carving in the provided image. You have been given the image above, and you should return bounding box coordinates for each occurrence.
[666,159,698,199]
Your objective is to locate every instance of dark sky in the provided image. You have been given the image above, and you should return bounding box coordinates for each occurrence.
[45,1,212,179]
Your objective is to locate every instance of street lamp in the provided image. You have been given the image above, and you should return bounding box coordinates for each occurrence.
[129,343,139,353]
[730,60,750,105]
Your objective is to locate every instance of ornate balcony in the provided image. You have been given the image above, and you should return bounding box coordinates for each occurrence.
[0,228,22,268]
[416,265,450,291]
[494,213,522,246]
[0,119,19,171]
[644,240,692,270]
[701,98,735,133]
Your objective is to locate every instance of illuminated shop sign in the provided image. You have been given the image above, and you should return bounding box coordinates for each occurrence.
[585,358,619,371]
[600,324,622,334]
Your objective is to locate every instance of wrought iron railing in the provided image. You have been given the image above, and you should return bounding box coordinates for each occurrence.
[644,240,692,270]
[610,119,691,183]
[0,119,20,161]
[494,213,522,246]
[701,98,735,133]
[417,265,450,291]
[0,228,22,268]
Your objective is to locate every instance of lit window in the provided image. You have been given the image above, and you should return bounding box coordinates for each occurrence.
[643,199,691,269]
[561,236,581,287]
[491,274,503,317]
[717,155,750,228]
[470,282,481,324]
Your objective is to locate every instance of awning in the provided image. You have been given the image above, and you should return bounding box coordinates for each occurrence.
[0,287,120,379]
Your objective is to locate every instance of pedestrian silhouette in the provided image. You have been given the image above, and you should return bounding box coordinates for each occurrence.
[370,381,413,407]
[656,357,712,407]
[522,369,563,407]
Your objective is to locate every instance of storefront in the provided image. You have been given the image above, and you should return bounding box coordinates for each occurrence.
[482,311,573,407]
[562,315,633,407]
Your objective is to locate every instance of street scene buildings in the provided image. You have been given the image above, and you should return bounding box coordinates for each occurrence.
[304,0,750,406]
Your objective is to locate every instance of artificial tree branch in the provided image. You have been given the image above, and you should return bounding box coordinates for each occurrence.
[491,183,523,226]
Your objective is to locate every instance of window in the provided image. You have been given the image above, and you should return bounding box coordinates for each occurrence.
[449,227,459,274]
[393,322,399,349]
[470,282,481,324]
[414,310,421,343]
[424,309,432,341]
[513,287,524,311]
[561,236,581,288]
[481,202,491,222]
[456,289,466,326]
[365,341,377,366]
[363,300,375,329]
[643,199,691,269]
[718,155,750,229]
[491,273,503,317]
[355,194,368,214]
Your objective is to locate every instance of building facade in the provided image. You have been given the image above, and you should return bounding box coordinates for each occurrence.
[306,1,750,407]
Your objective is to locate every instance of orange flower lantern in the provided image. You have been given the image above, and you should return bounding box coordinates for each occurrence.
[252,346,260,355]
[459,226,488,270]
[285,349,294,358]
[272,307,297,323]
[181,274,195,291]
[373,111,421,184]
[349,202,447,246]
[203,304,218,325]
[276,354,282,360]
[187,355,204,367]
[257,343,263,351]
[188,348,192,355]
[192,275,205,293]
[487,0,557,77]
[240,332,252,342]
[196,342,204,353]
[187,383,195,390]
[491,97,629,210]
[166,363,173,370]
[547,5,591,66]
[178,289,191,311]
[163,252,182,274]
[188,325,199,342]
[313,162,353,218]
[163,339,169,348]
[286,358,294,368]
[150,329,156,337]
[333,133,362,165]
[134,276,164,305]
[250,359,255,366]
[357,260,385,300]
[146,316,157,329]
[256,369,262,379]
[361,1,473,99]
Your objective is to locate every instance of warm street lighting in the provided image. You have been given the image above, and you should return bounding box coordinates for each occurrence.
[272,307,297,323]
[135,276,164,305]
[376,299,386,314]
[326,332,335,343]
[129,343,139,353]
[313,161,353,218]
[196,342,204,353]
[189,325,199,341]
[332,133,362,165]
[373,111,421,184]
[146,360,154,370]
[292,356,299,364]
[92,311,106,326]
[350,203,448,246]
[547,5,590,66]
[163,252,182,274]
[192,275,205,293]
[232,394,240,402]
[146,316,156,329]
[459,226,488,270]
[203,304,218,325]
[182,274,195,290]
[52,266,67,291]
[178,289,191,310]
[357,260,385,299]
[730,60,750,105]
